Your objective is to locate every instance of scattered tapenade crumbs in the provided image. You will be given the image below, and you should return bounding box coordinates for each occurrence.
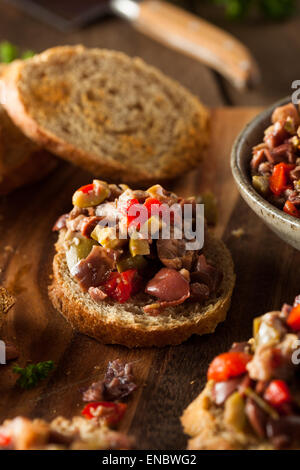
[205,295,300,449]
[13,361,55,389]
[250,102,300,218]
[82,359,137,402]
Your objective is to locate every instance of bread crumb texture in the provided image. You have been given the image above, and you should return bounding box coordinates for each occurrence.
[5,46,210,183]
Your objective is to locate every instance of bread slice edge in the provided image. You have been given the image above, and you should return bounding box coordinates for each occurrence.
[49,232,235,348]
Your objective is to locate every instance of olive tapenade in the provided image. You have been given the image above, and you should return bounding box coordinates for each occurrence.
[250,102,300,218]
[53,181,222,315]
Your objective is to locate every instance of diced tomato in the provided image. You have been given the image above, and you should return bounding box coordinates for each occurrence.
[264,380,291,409]
[82,402,127,426]
[283,200,300,218]
[207,351,252,382]
[144,198,162,217]
[287,304,300,331]
[102,269,140,303]
[121,198,145,229]
[121,269,141,295]
[77,183,94,194]
[0,432,11,447]
[269,162,295,196]
[103,272,120,297]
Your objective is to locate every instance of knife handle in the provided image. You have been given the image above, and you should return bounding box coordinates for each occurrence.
[112,0,260,90]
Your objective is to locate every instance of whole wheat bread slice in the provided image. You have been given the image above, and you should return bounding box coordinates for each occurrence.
[49,231,235,348]
[0,65,57,195]
[1,46,209,184]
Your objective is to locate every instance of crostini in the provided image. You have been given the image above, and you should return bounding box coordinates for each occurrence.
[182,295,300,450]
[49,181,235,348]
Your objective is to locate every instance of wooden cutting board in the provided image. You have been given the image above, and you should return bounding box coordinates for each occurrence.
[0,107,299,450]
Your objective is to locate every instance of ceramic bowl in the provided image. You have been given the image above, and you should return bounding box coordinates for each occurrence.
[231,97,300,251]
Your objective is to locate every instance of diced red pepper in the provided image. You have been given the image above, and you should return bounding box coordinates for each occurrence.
[120,198,146,229]
[144,198,163,218]
[207,351,252,382]
[283,200,300,218]
[77,183,94,194]
[102,269,140,303]
[82,402,127,426]
[103,272,120,296]
[269,162,295,196]
[121,269,141,295]
[287,304,300,331]
[0,432,11,447]
[264,380,291,409]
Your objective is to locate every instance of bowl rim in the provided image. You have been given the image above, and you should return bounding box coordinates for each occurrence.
[231,96,300,230]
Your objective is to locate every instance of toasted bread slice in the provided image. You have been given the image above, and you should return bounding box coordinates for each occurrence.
[0,64,57,195]
[0,415,132,450]
[49,231,235,348]
[1,46,209,185]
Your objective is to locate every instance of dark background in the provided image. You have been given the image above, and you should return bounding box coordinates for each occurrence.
[1,0,300,107]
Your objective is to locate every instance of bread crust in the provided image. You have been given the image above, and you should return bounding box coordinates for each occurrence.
[1,46,209,184]
[0,64,57,195]
[181,382,276,450]
[49,232,235,348]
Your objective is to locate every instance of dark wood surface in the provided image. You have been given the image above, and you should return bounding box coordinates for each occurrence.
[0,2,300,450]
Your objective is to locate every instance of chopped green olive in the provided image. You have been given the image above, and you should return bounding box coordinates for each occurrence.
[117,254,147,273]
[201,191,218,226]
[146,184,163,198]
[254,315,281,347]
[244,388,279,420]
[294,180,300,192]
[66,237,96,271]
[252,175,270,197]
[0,41,18,63]
[253,317,262,342]
[129,238,150,257]
[140,216,165,239]
[91,225,126,250]
[224,392,246,432]
[72,180,110,208]
[21,50,35,59]
[284,116,295,134]
[290,136,300,150]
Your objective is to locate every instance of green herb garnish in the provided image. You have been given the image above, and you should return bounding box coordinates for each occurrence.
[13,361,55,389]
[0,41,18,63]
[21,50,35,60]
[0,41,35,64]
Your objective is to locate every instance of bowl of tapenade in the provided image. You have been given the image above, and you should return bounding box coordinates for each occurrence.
[231,97,300,251]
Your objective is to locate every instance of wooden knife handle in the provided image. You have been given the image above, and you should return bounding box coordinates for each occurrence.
[132,1,260,90]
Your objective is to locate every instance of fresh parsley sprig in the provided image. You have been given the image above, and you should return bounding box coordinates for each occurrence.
[0,41,35,64]
[13,361,55,389]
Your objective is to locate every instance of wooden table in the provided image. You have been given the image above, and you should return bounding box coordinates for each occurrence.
[0,2,299,450]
